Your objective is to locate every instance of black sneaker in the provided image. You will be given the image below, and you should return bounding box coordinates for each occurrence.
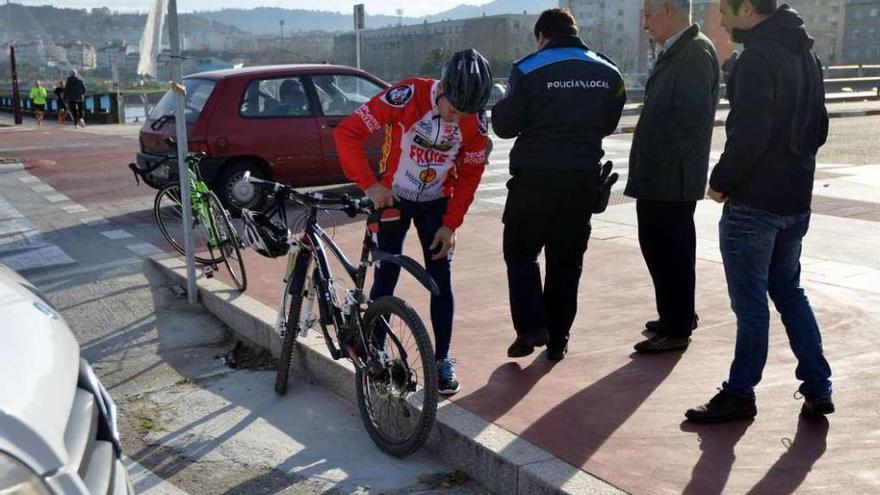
[685,390,757,423]
[506,330,549,358]
[437,358,460,396]
[801,396,835,417]
[634,334,691,353]
[546,345,568,362]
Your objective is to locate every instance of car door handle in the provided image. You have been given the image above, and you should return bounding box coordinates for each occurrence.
[327,120,342,128]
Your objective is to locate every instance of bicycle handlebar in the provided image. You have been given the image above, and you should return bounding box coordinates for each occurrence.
[243,172,374,215]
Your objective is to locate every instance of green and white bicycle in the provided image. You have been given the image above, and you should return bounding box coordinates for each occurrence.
[129,141,247,291]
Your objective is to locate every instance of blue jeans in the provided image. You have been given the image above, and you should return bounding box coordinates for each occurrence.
[370,198,453,361]
[719,203,832,400]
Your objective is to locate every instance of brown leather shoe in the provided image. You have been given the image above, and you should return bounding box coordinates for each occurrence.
[634,334,691,353]
[507,330,549,358]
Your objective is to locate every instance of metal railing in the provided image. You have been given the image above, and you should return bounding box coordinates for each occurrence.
[0,92,125,124]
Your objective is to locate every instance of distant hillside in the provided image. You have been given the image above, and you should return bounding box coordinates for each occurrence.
[427,0,555,21]
[0,3,242,47]
[194,7,420,34]
[194,0,557,34]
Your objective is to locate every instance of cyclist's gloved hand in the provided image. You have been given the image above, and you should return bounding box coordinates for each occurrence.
[430,226,455,261]
[366,183,396,209]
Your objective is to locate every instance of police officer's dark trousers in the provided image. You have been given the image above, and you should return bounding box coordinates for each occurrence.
[503,169,598,350]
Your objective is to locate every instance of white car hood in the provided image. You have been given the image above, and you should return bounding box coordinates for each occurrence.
[0,265,80,472]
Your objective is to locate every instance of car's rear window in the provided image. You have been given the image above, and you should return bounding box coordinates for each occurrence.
[149,78,216,124]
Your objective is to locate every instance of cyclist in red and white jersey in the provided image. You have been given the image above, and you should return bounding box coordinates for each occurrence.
[335,49,493,395]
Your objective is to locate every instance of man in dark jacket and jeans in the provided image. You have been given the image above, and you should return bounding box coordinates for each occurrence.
[64,69,87,128]
[492,8,626,361]
[686,1,833,423]
[627,0,719,353]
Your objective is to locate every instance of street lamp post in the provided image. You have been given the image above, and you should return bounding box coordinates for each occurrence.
[10,45,22,125]
[354,4,364,69]
[167,0,198,305]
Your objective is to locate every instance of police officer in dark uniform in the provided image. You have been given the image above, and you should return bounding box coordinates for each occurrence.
[492,8,626,361]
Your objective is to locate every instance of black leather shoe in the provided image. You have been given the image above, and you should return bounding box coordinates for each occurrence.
[801,396,835,417]
[546,346,568,362]
[645,314,700,333]
[634,334,691,353]
[686,390,757,423]
[507,331,549,358]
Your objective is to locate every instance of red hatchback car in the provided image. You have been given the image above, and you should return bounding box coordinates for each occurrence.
[137,64,389,211]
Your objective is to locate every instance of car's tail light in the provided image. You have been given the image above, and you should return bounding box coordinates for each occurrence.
[188,140,210,154]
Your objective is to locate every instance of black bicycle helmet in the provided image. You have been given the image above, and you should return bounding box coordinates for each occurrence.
[241,209,290,258]
[440,49,494,114]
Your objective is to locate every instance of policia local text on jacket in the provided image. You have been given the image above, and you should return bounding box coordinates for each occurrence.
[492,34,626,355]
[625,24,719,346]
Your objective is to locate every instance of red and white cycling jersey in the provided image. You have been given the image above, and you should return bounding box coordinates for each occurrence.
[334,78,488,230]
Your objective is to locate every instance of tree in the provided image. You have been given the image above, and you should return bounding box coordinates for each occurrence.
[420,48,446,78]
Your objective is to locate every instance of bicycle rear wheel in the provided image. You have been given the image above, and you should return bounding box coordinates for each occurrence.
[206,191,247,291]
[153,184,222,265]
[356,296,438,457]
[275,250,311,395]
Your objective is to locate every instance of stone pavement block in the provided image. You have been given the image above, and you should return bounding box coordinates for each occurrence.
[0,162,23,174]
[0,245,75,271]
[45,193,72,203]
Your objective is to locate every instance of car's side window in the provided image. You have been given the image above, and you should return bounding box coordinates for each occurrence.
[240,77,313,118]
[312,75,383,117]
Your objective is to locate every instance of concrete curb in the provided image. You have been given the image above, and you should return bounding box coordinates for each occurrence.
[148,257,627,495]
[0,162,24,174]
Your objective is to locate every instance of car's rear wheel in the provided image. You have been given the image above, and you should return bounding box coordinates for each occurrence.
[216,162,268,215]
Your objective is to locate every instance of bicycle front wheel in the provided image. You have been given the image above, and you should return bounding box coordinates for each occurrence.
[356,296,438,457]
[275,249,311,395]
[153,184,222,265]
[206,191,247,291]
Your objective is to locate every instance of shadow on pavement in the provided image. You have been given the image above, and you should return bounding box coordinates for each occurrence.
[514,352,683,468]
[747,415,830,495]
[680,419,753,495]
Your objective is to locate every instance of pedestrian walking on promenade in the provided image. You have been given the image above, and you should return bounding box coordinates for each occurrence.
[335,49,493,395]
[29,80,48,126]
[64,70,87,129]
[626,0,720,353]
[492,8,626,362]
[54,80,66,124]
[686,1,833,423]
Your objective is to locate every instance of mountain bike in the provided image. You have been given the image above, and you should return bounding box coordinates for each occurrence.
[128,141,247,291]
[244,173,440,457]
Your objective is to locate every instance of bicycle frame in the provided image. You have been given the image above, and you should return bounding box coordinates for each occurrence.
[278,202,439,369]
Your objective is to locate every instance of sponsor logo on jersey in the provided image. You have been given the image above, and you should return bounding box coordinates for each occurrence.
[419,168,438,184]
[462,150,486,166]
[379,124,393,174]
[383,84,415,107]
[547,79,611,90]
[355,104,381,132]
[413,133,454,152]
[409,144,449,165]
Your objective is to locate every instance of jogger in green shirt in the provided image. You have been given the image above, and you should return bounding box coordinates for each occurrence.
[29,80,48,126]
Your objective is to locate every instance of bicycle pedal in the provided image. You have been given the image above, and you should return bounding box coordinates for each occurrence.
[204,266,215,278]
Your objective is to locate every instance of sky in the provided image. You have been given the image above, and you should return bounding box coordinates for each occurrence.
[13,0,494,17]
